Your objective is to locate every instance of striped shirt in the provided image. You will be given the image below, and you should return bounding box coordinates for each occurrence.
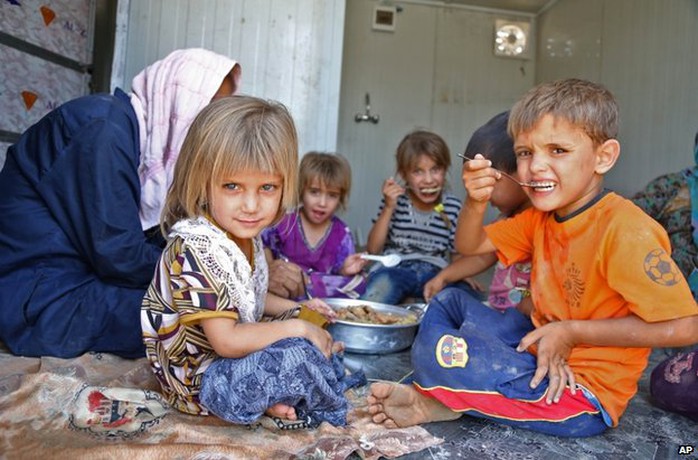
[373,193,461,268]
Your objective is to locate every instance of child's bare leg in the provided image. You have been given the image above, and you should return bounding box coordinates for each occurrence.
[265,403,297,420]
[367,382,461,428]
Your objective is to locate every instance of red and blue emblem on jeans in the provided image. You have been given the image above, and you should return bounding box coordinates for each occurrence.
[436,334,469,368]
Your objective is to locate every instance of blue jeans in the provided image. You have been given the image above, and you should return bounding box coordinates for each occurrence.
[411,287,609,437]
[361,260,481,304]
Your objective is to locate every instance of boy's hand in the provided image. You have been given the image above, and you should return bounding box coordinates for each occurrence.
[461,154,501,203]
[382,177,405,209]
[517,321,577,404]
[341,253,369,276]
[423,275,447,302]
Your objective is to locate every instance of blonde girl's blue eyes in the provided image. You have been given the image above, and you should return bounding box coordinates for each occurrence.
[221,183,279,192]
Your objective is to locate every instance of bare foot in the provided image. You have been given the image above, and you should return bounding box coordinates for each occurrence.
[265,403,297,420]
[367,382,461,428]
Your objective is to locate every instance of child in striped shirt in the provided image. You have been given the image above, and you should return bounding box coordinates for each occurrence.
[361,130,480,305]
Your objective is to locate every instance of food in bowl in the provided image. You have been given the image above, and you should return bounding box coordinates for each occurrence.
[324,298,422,354]
[335,304,418,325]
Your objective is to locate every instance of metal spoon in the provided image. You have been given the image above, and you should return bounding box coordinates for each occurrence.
[360,253,402,267]
[458,153,534,188]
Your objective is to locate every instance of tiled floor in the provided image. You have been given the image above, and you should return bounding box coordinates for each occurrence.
[344,348,697,460]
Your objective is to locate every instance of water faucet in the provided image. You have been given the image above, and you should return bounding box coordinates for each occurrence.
[354,92,380,124]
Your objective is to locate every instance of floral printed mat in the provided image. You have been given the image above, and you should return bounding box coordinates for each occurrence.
[0,349,441,459]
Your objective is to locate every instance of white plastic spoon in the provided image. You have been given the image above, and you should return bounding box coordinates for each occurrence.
[360,253,402,267]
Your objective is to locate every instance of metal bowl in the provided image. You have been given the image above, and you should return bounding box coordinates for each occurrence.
[324,298,425,354]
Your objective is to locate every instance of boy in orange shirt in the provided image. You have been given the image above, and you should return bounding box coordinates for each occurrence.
[367,78,698,436]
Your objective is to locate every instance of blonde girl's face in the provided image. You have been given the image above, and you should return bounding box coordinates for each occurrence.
[300,177,341,226]
[208,170,283,247]
[404,153,446,210]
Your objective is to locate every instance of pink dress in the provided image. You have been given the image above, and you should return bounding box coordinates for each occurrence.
[487,260,531,310]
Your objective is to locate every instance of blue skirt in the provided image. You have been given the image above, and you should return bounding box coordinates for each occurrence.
[200,337,366,428]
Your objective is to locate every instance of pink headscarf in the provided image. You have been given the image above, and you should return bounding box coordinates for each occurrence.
[130,48,240,229]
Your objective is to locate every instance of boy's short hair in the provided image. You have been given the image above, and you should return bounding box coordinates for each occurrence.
[508,78,619,147]
[396,130,451,177]
[464,111,515,173]
[299,152,352,210]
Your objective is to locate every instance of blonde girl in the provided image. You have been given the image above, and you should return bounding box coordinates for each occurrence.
[142,96,365,428]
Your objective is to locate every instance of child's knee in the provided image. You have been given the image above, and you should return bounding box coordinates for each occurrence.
[432,286,481,310]
[276,336,319,354]
[363,272,394,299]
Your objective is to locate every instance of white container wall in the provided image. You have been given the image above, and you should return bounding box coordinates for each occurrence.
[114,0,345,156]
[337,0,535,243]
[536,0,698,196]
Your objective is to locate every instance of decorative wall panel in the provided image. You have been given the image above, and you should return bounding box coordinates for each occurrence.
[0,44,88,135]
[0,0,93,63]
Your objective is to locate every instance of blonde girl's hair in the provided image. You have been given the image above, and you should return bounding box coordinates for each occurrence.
[395,130,451,178]
[299,152,352,210]
[508,78,619,147]
[160,95,298,235]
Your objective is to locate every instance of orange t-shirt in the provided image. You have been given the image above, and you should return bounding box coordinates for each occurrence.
[485,191,698,426]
